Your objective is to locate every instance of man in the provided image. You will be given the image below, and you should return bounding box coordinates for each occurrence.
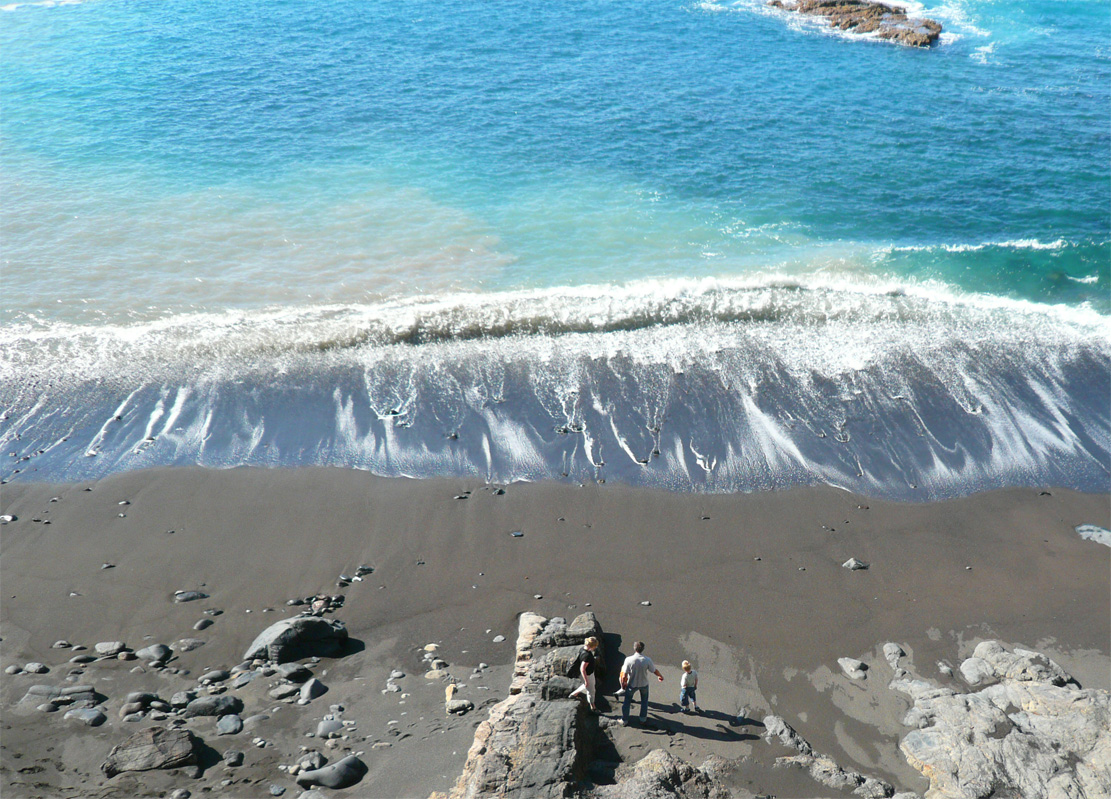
[568,636,600,711]
[619,640,663,725]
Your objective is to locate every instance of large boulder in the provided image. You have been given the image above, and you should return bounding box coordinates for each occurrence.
[294,754,368,790]
[102,727,200,778]
[894,642,1111,799]
[242,617,348,664]
[182,695,243,718]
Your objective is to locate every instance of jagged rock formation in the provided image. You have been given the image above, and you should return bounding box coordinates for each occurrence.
[768,0,943,47]
[891,641,1111,799]
[591,750,731,799]
[763,715,894,798]
[431,611,607,798]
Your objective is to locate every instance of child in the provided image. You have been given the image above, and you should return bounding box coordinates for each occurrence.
[679,660,699,713]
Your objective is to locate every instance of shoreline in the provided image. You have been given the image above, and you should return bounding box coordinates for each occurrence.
[2,466,1108,797]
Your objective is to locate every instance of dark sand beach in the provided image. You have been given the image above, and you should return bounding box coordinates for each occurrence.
[1,467,1108,798]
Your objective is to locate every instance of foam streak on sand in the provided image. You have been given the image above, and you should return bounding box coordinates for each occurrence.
[2,277,1108,499]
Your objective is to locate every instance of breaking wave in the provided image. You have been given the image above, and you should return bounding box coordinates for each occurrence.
[2,275,1108,499]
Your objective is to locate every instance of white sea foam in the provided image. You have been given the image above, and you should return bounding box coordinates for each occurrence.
[882,238,1071,254]
[1075,525,1111,548]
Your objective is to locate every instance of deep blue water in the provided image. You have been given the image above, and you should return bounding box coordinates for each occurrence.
[2,0,1108,496]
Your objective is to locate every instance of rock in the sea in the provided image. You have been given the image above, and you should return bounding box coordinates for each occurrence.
[65,707,107,727]
[216,714,243,735]
[242,617,348,664]
[182,695,243,718]
[102,727,200,777]
[294,754,368,790]
[769,0,942,47]
[136,643,172,662]
[893,641,1108,799]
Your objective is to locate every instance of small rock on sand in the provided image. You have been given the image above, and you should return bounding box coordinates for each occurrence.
[842,557,869,570]
[295,754,368,790]
[837,657,868,680]
[216,714,243,735]
[64,708,107,727]
[174,591,208,603]
[136,644,171,662]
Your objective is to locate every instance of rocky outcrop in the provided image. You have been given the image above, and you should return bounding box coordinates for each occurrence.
[241,616,348,664]
[102,727,200,778]
[892,641,1111,799]
[433,611,607,799]
[591,749,730,799]
[763,715,893,798]
[768,0,943,47]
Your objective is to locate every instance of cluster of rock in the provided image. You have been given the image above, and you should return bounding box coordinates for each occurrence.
[890,641,1111,799]
[432,611,735,799]
[762,716,894,798]
[12,613,363,797]
[768,0,943,47]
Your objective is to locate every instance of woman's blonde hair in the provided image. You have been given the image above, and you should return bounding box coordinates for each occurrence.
[682,660,692,670]
[585,636,600,649]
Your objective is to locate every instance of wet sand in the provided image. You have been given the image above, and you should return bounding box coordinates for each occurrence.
[1,467,1108,798]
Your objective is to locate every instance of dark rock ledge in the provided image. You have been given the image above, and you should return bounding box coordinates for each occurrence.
[769,0,943,47]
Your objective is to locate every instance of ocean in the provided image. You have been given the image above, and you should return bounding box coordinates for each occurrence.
[2,0,1108,499]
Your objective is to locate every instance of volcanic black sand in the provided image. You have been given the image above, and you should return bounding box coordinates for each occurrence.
[1,467,1107,797]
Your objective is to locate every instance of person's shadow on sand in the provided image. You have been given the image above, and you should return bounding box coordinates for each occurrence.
[623,704,762,743]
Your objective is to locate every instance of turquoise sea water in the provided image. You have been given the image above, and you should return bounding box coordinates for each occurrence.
[2,0,1109,496]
